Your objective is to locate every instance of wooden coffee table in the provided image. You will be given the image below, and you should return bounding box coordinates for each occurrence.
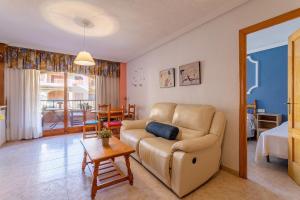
[80,136,135,199]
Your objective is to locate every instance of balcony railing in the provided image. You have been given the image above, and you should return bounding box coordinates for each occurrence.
[41,99,96,111]
[41,99,96,130]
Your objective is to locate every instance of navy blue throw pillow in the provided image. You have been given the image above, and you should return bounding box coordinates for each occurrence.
[146,122,179,140]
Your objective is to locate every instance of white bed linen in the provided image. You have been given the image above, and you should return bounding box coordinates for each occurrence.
[247,113,256,138]
[255,121,288,162]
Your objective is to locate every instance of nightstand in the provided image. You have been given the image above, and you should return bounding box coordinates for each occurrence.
[256,113,282,139]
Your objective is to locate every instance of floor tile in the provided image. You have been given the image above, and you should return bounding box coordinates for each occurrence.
[0,134,299,200]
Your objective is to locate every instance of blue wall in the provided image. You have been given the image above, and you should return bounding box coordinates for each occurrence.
[247,45,288,121]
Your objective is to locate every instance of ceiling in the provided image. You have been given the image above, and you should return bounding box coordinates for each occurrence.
[0,0,248,62]
[247,17,300,53]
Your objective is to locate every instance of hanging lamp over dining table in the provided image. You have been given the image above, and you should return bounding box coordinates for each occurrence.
[74,19,95,66]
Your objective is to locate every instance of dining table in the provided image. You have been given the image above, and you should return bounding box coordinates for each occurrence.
[90,108,124,129]
[90,108,123,114]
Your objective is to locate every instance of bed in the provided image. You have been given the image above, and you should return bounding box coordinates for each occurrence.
[247,100,257,138]
[255,121,288,162]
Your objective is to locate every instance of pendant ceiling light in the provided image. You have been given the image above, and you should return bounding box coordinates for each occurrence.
[74,19,95,66]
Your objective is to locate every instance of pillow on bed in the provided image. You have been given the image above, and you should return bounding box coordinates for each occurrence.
[145,121,179,140]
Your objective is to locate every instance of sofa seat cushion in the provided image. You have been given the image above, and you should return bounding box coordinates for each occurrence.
[120,129,155,159]
[139,137,177,186]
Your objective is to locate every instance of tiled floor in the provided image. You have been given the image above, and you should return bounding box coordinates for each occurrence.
[247,140,300,200]
[0,134,298,200]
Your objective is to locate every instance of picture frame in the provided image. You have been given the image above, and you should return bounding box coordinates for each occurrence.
[179,61,201,86]
[159,68,175,88]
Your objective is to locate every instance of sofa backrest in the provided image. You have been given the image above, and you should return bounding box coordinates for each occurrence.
[148,103,222,140]
[149,103,177,123]
[172,104,215,133]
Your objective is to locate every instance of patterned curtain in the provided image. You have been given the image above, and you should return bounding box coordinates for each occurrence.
[4,46,120,77]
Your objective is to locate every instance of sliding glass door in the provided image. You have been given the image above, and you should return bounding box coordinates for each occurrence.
[40,71,96,135]
[40,72,65,134]
[67,73,96,128]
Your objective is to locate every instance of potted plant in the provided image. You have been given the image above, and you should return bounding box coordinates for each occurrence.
[97,128,112,146]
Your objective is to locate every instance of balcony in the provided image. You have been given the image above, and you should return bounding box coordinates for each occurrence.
[41,99,96,130]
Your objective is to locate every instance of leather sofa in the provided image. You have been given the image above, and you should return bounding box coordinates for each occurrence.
[120,102,226,197]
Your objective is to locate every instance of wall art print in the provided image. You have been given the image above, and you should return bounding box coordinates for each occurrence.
[159,68,175,88]
[179,62,201,86]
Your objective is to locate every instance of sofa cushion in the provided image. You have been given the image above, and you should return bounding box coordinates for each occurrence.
[172,104,215,135]
[149,103,177,123]
[120,129,155,160]
[146,122,179,140]
[139,137,177,186]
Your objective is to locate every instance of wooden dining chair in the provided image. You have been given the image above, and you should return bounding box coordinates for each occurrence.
[82,109,98,139]
[97,104,110,129]
[98,104,109,110]
[103,105,125,138]
[125,104,136,120]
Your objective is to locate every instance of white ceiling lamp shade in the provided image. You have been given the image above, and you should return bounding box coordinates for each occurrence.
[74,51,95,66]
[74,19,95,66]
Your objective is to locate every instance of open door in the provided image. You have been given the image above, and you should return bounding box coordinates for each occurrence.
[288,28,300,185]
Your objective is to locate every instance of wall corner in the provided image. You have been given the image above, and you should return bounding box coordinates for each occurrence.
[119,63,127,107]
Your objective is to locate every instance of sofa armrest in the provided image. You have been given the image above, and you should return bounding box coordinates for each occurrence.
[121,119,147,130]
[171,134,218,153]
[171,144,221,197]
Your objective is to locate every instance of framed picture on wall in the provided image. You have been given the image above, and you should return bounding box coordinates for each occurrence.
[159,68,175,88]
[179,61,201,86]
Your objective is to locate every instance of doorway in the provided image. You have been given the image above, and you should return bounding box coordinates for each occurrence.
[239,8,300,179]
[239,8,300,199]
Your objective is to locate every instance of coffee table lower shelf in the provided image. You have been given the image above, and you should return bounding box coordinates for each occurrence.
[82,153,133,199]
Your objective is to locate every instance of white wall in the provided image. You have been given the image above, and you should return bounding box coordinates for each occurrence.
[127,0,300,171]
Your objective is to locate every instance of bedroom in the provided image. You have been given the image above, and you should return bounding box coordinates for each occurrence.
[246,17,300,195]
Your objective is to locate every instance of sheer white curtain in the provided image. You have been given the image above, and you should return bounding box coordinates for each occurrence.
[5,68,42,140]
[95,75,120,107]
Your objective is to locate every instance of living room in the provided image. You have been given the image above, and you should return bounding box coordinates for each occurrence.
[1,1,300,200]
